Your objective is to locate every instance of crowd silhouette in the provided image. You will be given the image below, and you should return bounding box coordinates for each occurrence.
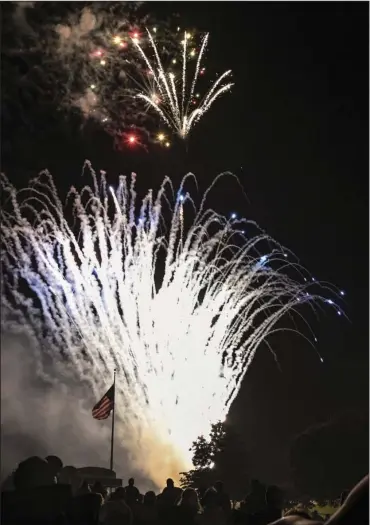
[1,454,368,525]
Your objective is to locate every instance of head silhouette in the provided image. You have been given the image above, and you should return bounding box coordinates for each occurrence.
[14,456,56,490]
[179,488,200,509]
[92,481,107,500]
[203,487,218,509]
[214,480,224,493]
[114,487,126,500]
[166,478,174,488]
[45,455,63,477]
[128,477,134,486]
[144,491,156,506]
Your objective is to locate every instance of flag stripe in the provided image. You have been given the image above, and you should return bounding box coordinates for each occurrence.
[92,383,115,420]
[93,402,112,417]
[92,399,113,419]
[92,398,114,419]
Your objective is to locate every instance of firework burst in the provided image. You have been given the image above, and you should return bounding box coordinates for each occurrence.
[1,165,342,484]
[132,30,234,139]
[2,4,162,143]
[3,5,232,146]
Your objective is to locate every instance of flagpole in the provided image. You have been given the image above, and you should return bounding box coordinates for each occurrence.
[109,368,116,471]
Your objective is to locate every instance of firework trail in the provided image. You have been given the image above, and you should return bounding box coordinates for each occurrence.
[1,165,343,485]
[132,30,234,139]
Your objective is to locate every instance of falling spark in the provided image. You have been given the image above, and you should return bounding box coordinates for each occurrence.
[0,167,342,483]
[132,30,234,139]
[100,59,106,66]
[113,35,122,45]
[157,133,165,142]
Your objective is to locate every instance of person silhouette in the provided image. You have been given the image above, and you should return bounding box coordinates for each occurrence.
[124,478,140,507]
[160,478,182,506]
[214,480,231,515]
[137,491,158,524]
[176,488,202,524]
[100,487,132,525]
[45,455,63,480]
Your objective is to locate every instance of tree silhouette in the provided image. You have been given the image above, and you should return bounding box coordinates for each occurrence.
[180,421,226,488]
[180,420,250,497]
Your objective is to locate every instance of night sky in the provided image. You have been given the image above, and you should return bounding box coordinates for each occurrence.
[2,2,369,488]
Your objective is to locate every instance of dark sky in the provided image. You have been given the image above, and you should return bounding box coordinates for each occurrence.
[2,2,369,488]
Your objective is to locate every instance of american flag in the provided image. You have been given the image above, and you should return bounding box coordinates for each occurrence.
[92,383,115,420]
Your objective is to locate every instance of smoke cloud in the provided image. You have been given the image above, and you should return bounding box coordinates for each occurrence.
[1,332,183,491]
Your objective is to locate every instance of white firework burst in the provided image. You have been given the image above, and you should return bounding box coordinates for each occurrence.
[1,164,342,485]
[132,30,234,138]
